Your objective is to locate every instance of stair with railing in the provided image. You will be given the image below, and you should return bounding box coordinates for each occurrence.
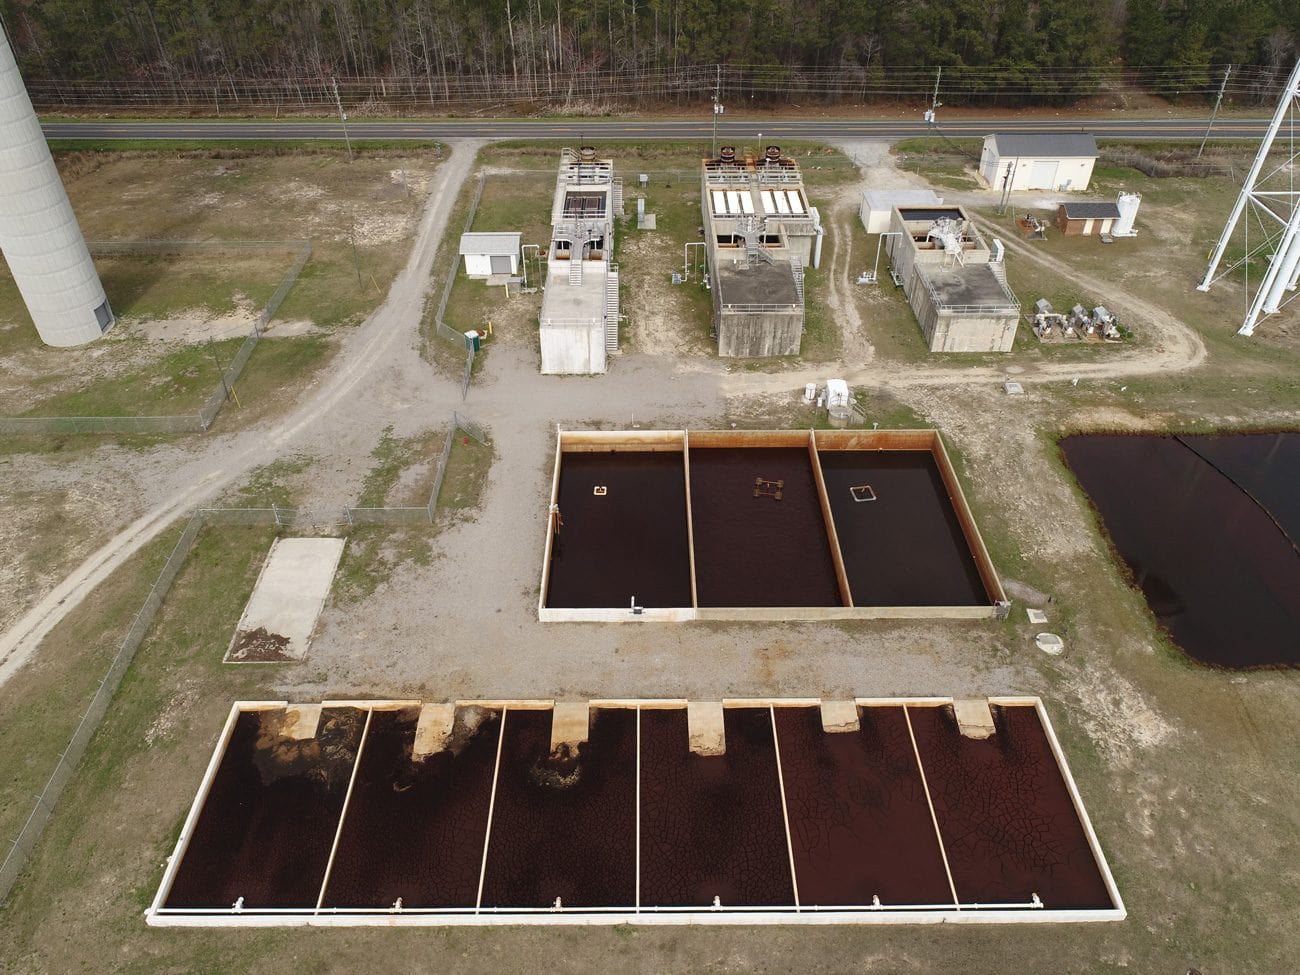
[790,255,805,306]
[612,177,625,217]
[604,267,620,352]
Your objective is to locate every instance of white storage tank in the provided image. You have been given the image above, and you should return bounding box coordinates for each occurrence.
[0,29,112,347]
[1113,192,1141,237]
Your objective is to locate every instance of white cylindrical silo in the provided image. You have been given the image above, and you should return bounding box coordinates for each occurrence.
[0,29,112,347]
[1113,192,1141,237]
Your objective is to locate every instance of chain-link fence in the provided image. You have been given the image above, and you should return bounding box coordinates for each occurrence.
[0,240,312,437]
[0,411,489,905]
[430,175,487,401]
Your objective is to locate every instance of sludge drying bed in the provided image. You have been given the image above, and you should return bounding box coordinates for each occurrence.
[148,697,1123,926]
[539,429,1007,621]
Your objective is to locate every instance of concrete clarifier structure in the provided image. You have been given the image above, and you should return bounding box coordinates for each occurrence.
[0,27,112,347]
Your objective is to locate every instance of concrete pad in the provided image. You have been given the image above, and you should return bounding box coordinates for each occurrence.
[1026,608,1048,624]
[688,701,726,756]
[225,537,346,663]
[284,704,322,740]
[820,700,861,734]
[1036,632,1066,655]
[413,703,456,758]
[954,699,997,740]
[549,702,591,753]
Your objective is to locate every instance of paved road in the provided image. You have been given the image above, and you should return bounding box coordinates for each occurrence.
[42,115,1269,142]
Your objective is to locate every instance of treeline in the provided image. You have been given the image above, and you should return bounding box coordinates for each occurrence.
[2,0,1299,104]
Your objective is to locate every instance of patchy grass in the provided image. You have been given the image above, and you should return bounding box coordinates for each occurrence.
[15,333,332,423]
[0,526,179,858]
[436,431,494,513]
[356,426,447,508]
[335,424,475,601]
[0,524,288,966]
[220,454,316,509]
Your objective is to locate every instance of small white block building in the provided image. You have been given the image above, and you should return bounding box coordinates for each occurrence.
[459,232,521,278]
[860,189,944,234]
[979,133,1099,193]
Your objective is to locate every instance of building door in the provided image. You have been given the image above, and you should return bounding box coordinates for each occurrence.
[1029,159,1059,189]
[490,254,513,274]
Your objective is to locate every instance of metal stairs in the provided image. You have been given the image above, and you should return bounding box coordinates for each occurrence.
[790,255,805,305]
[569,258,583,285]
[612,178,625,217]
[988,259,1009,287]
[604,267,620,352]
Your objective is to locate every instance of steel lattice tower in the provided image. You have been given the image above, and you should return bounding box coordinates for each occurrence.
[1199,58,1300,336]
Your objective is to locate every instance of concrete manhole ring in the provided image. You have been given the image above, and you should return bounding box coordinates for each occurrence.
[1035,632,1065,655]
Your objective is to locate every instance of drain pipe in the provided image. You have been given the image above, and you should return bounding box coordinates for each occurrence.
[813,222,825,269]
[871,232,902,284]
[684,241,706,281]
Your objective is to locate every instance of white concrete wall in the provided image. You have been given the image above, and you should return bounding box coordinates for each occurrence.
[0,30,111,347]
[540,321,606,374]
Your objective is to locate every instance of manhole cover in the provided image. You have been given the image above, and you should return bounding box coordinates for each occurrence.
[1035,632,1065,655]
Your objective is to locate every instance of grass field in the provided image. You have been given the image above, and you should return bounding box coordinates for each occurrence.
[0,148,439,425]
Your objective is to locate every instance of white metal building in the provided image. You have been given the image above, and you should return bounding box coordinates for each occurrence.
[980,133,1099,193]
[0,28,113,347]
[459,232,521,278]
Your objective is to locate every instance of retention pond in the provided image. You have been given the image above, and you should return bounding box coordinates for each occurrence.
[1062,432,1300,668]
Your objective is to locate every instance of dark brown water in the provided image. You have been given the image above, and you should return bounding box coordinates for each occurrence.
[689,447,842,607]
[480,707,637,908]
[908,705,1113,910]
[818,451,989,607]
[320,707,501,908]
[546,451,693,608]
[1062,434,1300,668]
[639,707,795,907]
[1182,433,1300,545]
[775,706,953,906]
[165,707,364,909]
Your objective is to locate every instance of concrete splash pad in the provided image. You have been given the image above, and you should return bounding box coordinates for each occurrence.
[225,537,345,663]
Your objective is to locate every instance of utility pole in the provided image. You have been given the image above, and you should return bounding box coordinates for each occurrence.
[924,67,942,125]
[997,160,1016,215]
[332,78,353,162]
[712,64,722,158]
[1198,64,1232,158]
